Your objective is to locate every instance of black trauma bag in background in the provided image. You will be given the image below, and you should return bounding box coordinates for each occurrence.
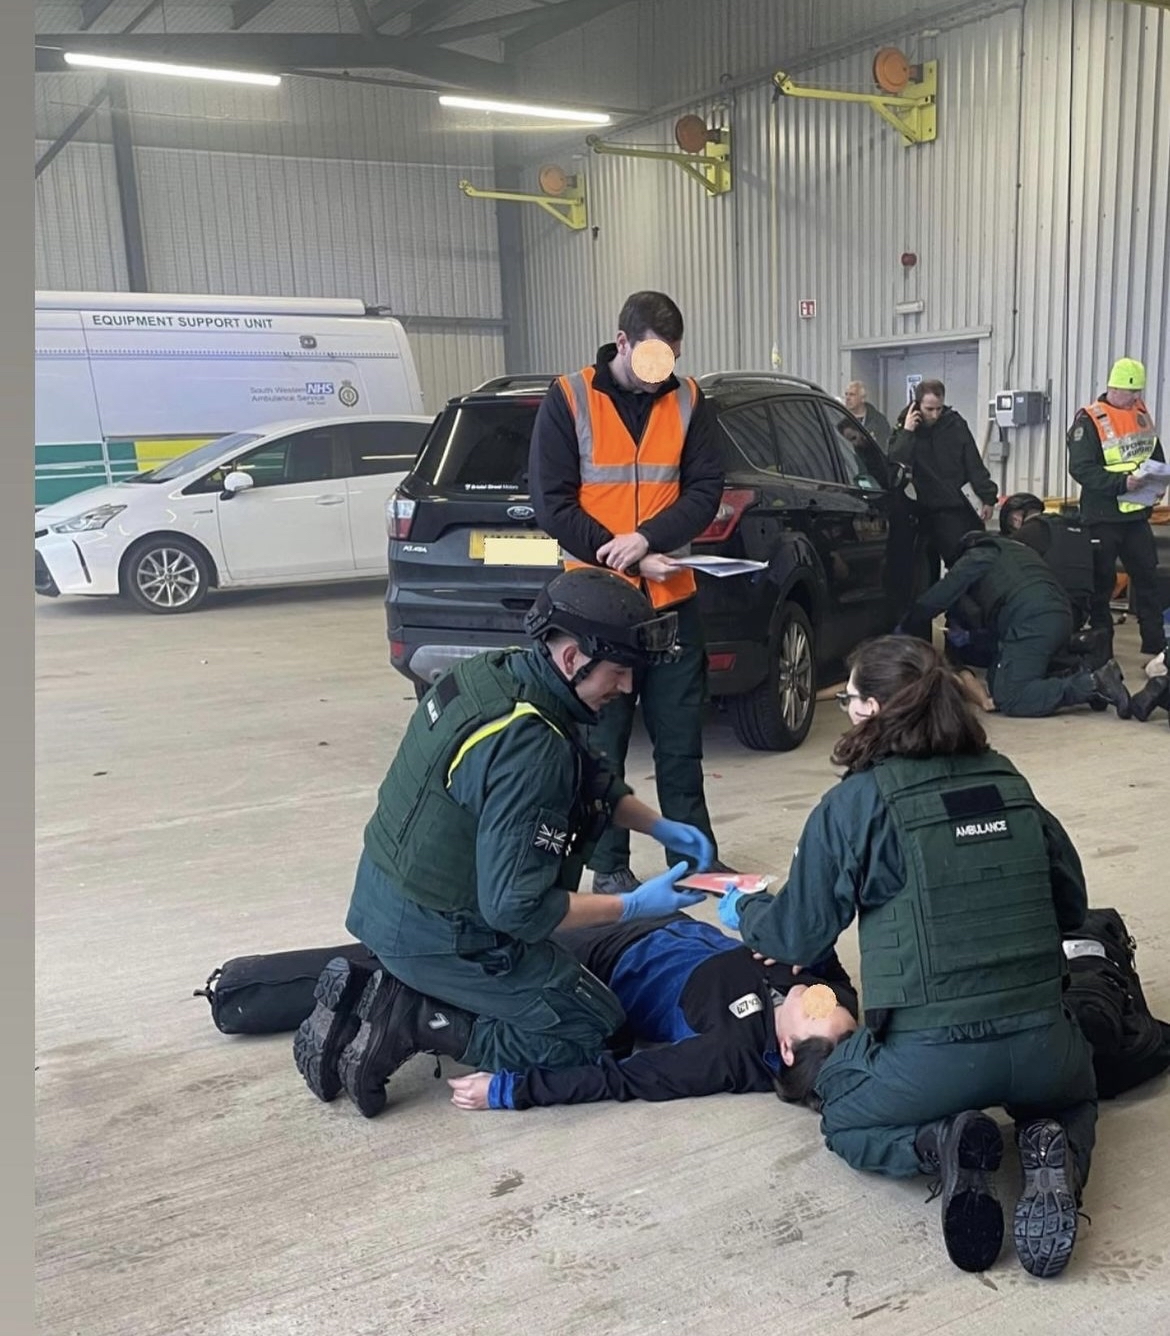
[1063,908,1170,1099]
[195,942,378,1035]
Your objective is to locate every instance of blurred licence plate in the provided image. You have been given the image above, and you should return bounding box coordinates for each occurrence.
[469,530,560,566]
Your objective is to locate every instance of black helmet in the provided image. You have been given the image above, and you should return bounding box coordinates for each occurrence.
[999,492,1045,534]
[525,567,679,672]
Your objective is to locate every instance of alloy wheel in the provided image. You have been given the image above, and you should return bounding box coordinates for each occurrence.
[135,547,203,609]
[775,619,813,730]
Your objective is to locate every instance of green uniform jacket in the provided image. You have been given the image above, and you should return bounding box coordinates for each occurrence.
[1067,395,1164,524]
[909,535,1068,627]
[736,759,1087,977]
[351,651,632,949]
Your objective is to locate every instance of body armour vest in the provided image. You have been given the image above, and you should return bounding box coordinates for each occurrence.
[968,534,1067,622]
[1083,398,1159,514]
[363,651,600,913]
[860,753,1065,1031]
[1026,515,1094,622]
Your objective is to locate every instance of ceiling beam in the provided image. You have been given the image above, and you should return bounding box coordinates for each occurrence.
[505,0,631,58]
[349,0,379,42]
[36,33,515,91]
[368,0,432,29]
[416,9,554,46]
[80,0,118,29]
[230,0,278,30]
[406,1,483,37]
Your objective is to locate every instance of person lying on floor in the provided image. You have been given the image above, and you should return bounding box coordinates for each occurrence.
[446,913,858,1111]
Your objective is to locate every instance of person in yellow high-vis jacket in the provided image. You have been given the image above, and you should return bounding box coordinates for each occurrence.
[1067,357,1166,657]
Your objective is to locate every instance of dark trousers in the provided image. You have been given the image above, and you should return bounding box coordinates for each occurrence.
[988,601,1098,717]
[816,1011,1098,1186]
[350,852,626,1072]
[904,506,987,639]
[1088,519,1166,654]
[586,596,715,872]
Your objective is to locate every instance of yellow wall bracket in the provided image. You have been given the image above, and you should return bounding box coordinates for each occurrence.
[584,129,733,197]
[773,61,937,146]
[457,177,587,230]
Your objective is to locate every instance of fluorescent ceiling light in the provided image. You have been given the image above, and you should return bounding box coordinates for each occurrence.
[438,94,610,125]
[63,52,282,87]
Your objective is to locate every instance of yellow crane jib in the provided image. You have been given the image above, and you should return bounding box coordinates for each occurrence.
[457,168,587,231]
[585,116,732,197]
[773,57,938,147]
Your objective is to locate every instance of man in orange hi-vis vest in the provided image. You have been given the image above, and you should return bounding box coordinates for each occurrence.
[1067,357,1167,659]
[529,291,729,893]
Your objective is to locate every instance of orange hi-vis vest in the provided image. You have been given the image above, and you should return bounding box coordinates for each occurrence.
[559,365,698,609]
[1083,397,1159,514]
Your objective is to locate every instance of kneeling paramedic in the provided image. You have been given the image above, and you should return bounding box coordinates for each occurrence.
[293,567,714,1118]
[904,528,1131,719]
[719,636,1098,1280]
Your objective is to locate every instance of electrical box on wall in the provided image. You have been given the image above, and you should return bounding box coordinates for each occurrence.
[992,390,1049,428]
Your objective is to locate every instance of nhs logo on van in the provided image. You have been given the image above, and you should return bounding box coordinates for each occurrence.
[305,381,335,396]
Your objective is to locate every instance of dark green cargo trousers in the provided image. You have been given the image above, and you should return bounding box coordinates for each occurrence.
[349,853,626,1072]
[814,1009,1098,1183]
[585,595,717,873]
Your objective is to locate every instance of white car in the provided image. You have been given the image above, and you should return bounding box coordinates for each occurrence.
[34,414,433,613]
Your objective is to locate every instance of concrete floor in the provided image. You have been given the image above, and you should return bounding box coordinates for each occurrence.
[35,582,1170,1336]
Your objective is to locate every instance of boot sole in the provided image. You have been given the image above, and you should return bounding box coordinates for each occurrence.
[1014,1121,1078,1279]
[338,970,396,1119]
[942,1111,1005,1273]
[292,957,366,1103]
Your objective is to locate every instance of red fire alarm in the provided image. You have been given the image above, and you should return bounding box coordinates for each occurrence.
[901,251,918,268]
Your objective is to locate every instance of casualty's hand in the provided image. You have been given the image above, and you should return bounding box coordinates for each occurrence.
[448,1072,493,1110]
[597,531,650,571]
[750,949,803,974]
[904,403,922,432]
[979,503,995,522]
[638,553,680,583]
[650,818,713,871]
[619,862,704,921]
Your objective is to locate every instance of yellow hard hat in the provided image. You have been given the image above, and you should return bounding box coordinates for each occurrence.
[1107,357,1145,390]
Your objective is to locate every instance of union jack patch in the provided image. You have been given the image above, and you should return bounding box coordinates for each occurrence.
[533,823,569,856]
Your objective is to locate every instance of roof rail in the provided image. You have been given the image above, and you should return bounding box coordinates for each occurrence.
[471,373,557,393]
[698,370,827,395]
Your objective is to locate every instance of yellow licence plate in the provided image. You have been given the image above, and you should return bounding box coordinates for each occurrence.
[469,530,561,567]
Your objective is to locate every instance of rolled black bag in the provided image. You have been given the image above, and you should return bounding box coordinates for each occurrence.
[1063,908,1170,1099]
[195,942,379,1035]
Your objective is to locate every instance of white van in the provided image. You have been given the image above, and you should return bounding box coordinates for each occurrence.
[35,290,425,508]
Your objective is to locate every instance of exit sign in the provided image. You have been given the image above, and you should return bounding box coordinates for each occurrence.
[798,298,817,319]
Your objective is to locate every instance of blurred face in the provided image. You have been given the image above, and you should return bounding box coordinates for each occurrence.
[839,670,881,727]
[918,392,944,424]
[1106,387,1141,410]
[775,985,858,1065]
[843,384,864,414]
[614,329,682,393]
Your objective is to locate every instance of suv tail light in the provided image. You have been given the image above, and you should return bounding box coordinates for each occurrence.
[386,494,416,540]
[694,488,758,543]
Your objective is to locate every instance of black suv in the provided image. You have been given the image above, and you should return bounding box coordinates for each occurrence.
[385,371,914,750]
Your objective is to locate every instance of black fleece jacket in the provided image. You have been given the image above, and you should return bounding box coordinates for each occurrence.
[890,405,998,512]
[527,344,724,566]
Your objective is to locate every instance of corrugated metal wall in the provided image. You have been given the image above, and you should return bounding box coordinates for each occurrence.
[513,0,1170,497]
[34,71,506,408]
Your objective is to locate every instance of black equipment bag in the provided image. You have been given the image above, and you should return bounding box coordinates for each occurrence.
[195,942,378,1035]
[1062,908,1170,1098]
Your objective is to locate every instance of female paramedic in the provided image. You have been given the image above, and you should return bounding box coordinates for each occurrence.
[719,635,1097,1281]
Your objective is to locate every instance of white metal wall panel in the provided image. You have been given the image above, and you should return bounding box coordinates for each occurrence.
[409,329,507,410]
[514,0,1170,498]
[34,139,127,292]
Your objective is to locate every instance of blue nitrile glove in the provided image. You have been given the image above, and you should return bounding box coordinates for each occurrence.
[718,886,746,930]
[892,622,907,636]
[649,818,714,871]
[944,625,971,649]
[619,861,704,921]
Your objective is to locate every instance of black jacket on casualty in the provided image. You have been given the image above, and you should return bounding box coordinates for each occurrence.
[527,344,724,565]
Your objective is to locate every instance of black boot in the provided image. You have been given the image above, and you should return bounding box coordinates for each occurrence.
[915,1110,1005,1273]
[293,956,376,1102]
[338,970,475,1118]
[1088,659,1131,717]
[1128,675,1170,723]
[1013,1119,1082,1279]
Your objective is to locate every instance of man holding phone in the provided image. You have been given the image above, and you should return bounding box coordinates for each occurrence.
[890,379,999,591]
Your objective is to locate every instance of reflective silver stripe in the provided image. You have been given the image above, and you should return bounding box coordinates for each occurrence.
[1087,405,1118,441]
[564,370,594,465]
[581,462,680,484]
[676,377,697,436]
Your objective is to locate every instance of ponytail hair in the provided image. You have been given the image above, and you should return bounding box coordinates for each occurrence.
[831,635,988,774]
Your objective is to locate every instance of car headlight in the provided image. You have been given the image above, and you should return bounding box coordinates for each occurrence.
[49,504,127,534]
